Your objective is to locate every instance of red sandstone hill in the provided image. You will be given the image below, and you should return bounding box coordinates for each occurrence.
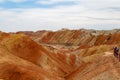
[18,29,120,49]
[0,29,120,80]
[0,32,81,80]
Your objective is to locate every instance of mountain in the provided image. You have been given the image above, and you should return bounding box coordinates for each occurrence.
[0,29,120,80]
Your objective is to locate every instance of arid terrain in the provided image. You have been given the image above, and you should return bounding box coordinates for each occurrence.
[0,29,120,80]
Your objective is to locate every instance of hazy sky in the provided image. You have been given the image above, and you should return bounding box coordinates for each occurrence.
[0,0,120,32]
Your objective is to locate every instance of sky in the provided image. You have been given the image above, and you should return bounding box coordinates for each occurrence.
[0,0,120,32]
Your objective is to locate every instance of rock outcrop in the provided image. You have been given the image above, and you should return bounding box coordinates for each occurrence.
[0,29,120,80]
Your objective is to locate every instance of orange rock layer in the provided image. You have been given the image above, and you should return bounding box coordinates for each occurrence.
[0,29,120,80]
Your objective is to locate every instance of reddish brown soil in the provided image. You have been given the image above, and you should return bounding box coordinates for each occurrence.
[0,29,120,80]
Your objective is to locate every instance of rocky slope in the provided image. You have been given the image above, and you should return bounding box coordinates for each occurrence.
[0,45,63,80]
[66,52,120,80]
[0,32,81,80]
[0,29,120,80]
[19,29,120,46]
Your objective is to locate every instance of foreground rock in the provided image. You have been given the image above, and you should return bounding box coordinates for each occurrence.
[0,45,64,80]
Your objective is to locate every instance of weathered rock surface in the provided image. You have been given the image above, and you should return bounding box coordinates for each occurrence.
[22,29,120,46]
[0,29,120,80]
